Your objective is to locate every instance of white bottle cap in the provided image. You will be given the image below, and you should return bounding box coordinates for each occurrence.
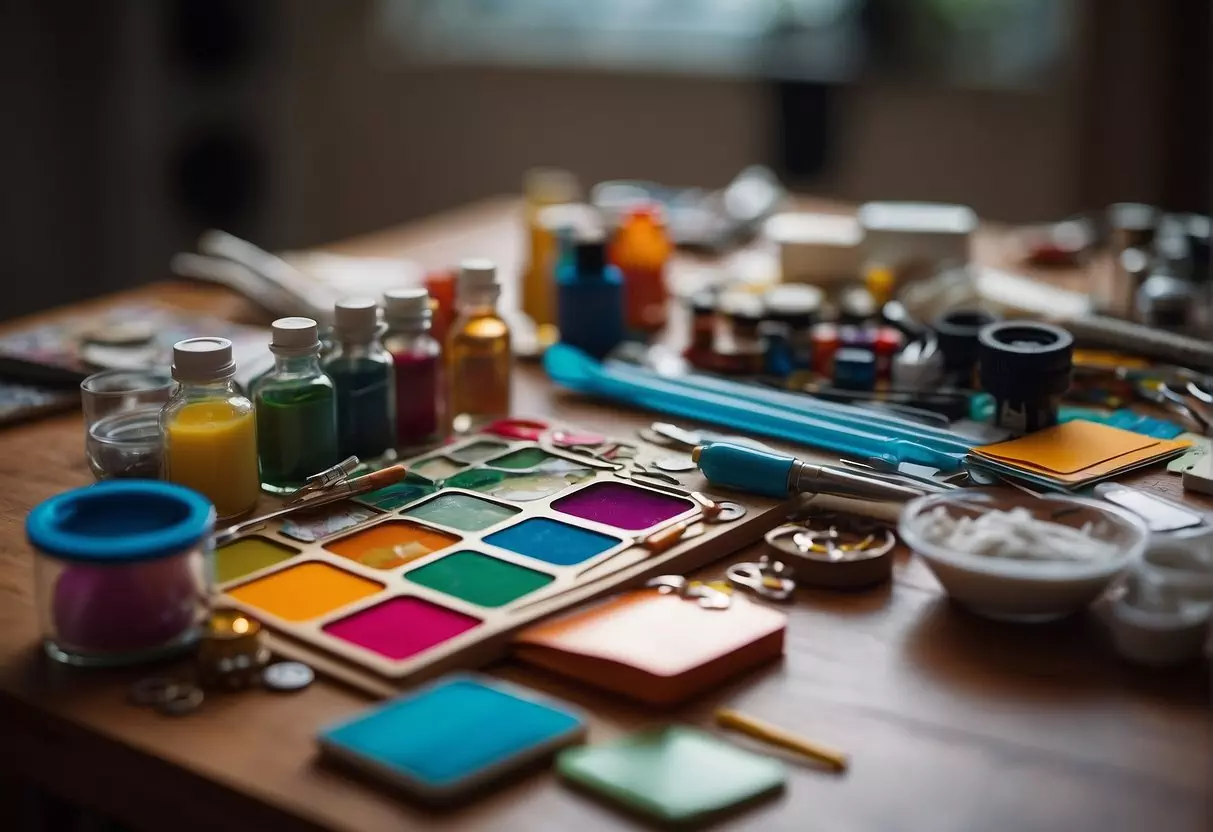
[270,316,321,355]
[459,259,498,292]
[333,297,380,338]
[172,337,236,382]
[383,288,432,322]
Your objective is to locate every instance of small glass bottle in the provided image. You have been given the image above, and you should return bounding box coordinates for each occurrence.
[322,298,396,461]
[557,237,626,359]
[610,205,673,332]
[521,168,580,331]
[447,259,512,424]
[161,337,260,521]
[383,288,443,450]
[252,317,340,494]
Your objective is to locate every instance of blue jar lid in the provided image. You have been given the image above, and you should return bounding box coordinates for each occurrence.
[27,480,215,564]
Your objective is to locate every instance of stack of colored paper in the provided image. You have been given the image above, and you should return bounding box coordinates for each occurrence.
[968,420,1191,492]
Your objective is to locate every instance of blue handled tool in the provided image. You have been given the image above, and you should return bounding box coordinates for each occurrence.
[692,442,927,502]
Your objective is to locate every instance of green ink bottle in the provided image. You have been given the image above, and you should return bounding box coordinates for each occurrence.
[252,317,340,494]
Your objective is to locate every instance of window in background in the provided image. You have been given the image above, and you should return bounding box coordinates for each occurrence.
[378,0,1072,89]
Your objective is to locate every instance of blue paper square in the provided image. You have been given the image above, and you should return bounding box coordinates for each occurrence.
[318,676,585,798]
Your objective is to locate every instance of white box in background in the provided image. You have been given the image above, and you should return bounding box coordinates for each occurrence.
[857,202,977,272]
[763,213,863,285]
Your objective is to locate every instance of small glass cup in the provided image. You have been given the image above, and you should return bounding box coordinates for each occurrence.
[82,369,174,480]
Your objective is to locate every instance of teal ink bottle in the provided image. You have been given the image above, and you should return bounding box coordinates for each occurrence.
[556,238,626,359]
[252,317,341,494]
[322,298,396,461]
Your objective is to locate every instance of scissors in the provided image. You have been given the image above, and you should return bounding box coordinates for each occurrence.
[725,556,796,601]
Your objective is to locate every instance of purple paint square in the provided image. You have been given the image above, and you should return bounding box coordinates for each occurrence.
[551,481,694,531]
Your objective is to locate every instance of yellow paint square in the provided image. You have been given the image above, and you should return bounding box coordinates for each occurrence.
[214,536,299,584]
[227,561,382,622]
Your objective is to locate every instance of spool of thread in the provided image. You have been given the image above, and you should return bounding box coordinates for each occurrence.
[933,309,998,384]
[1136,272,1196,331]
[832,348,877,391]
[870,327,904,380]
[759,322,795,378]
[810,323,840,376]
[978,321,1074,435]
[762,284,823,368]
[687,291,718,356]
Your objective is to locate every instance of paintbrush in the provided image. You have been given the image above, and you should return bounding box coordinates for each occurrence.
[212,464,408,547]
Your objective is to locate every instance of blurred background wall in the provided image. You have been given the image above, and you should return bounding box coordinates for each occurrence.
[1,0,1206,317]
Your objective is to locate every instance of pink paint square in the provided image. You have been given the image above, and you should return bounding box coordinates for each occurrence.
[323,596,481,661]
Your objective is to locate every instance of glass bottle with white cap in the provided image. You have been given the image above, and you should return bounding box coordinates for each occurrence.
[321,297,396,460]
[160,337,260,520]
[447,259,512,424]
[252,317,340,494]
[383,288,443,449]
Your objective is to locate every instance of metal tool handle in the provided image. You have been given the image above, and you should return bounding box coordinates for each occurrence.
[791,461,927,502]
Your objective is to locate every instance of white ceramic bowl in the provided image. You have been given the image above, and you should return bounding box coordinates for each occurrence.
[899,489,1149,622]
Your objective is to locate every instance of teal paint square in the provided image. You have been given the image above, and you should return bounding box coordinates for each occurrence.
[318,675,585,801]
[483,517,621,566]
[557,726,785,825]
[403,492,520,531]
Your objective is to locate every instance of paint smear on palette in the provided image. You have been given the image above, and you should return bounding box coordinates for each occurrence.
[444,465,593,502]
[404,492,520,532]
[280,502,378,543]
[412,457,467,481]
[552,481,694,531]
[357,474,439,511]
[324,521,461,570]
[485,446,552,470]
[445,440,510,465]
[324,596,480,661]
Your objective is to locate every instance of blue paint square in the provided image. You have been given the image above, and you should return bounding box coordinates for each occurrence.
[484,517,622,566]
[318,675,585,801]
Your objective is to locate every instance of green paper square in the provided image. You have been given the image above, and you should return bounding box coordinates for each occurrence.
[405,550,553,608]
[557,726,785,824]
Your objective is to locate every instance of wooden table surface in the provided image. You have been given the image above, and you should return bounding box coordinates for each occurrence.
[0,198,1209,832]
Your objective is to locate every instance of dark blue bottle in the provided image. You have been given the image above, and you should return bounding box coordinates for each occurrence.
[322,298,396,461]
[557,238,626,359]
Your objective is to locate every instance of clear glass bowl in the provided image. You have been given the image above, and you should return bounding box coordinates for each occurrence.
[899,489,1149,622]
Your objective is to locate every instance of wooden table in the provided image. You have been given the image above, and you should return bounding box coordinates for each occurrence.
[1,199,1209,832]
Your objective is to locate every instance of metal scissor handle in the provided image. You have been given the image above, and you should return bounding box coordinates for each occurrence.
[725,557,796,601]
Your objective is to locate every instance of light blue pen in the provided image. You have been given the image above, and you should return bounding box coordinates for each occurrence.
[692,442,925,501]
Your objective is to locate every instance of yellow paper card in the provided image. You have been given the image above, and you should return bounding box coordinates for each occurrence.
[975,421,1161,475]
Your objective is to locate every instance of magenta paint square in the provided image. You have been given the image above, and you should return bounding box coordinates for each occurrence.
[323,597,481,661]
[551,481,694,531]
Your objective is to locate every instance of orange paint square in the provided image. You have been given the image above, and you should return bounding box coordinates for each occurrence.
[324,521,460,570]
[227,562,382,622]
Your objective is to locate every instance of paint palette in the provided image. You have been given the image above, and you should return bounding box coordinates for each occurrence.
[214,424,787,695]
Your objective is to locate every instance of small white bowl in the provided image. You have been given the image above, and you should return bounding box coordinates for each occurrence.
[899,489,1149,622]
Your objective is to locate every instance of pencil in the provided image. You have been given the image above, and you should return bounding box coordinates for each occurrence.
[715,708,849,772]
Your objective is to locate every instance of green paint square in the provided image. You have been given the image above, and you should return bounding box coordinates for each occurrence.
[214,536,299,584]
[405,550,553,608]
[403,492,520,531]
[485,446,553,470]
[557,726,785,825]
